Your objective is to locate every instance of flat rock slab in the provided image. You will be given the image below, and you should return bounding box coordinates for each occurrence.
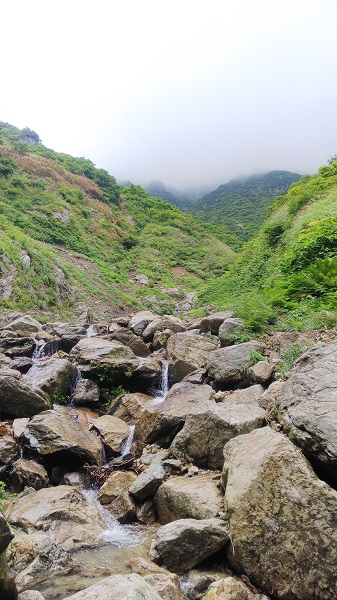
[155,475,224,523]
[222,426,337,600]
[156,518,229,573]
[63,574,162,599]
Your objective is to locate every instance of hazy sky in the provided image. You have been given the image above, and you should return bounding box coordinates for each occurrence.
[1,0,336,192]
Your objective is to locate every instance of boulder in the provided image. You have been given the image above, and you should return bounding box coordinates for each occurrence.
[219,384,265,406]
[130,557,184,600]
[89,415,129,456]
[249,360,274,384]
[24,409,103,466]
[218,317,246,346]
[97,471,136,523]
[0,513,14,554]
[6,486,105,551]
[205,341,267,385]
[134,382,216,450]
[0,513,17,600]
[23,358,77,403]
[0,376,50,418]
[172,403,265,470]
[142,316,186,343]
[152,330,173,350]
[200,312,233,335]
[111,329,150,357]
[167,332,218,383]
[155,476,223,523]
[10,459,49,492]
[4,316,42,337]
[222,427,337,599]
[72,378,100,405]
[129,463,166,500]
[204,577,269,600]
[18,592,46,600]
[62,574,161,599]
[108,392,154,422]
[156,518,229,573]
[266,341,337,481]
[129,311,158,336]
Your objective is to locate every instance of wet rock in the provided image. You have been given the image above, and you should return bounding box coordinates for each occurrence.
[173,403,265,470]
[136,499,157,524]
[0,376,50,418]
[89,415,129,456]
[24,409,103,466]
[61,472,85,487]
[155,476,223,523]
[129,311,158,336]
[222,427,337,599]
[12,418,30,439]
[0,367,22,379]
[6,485,105,551]
[11,459,49,492]
[62,574,162,599]
[167,332,218,383]
[23,358,77,403]
[129,463,166,500]
[97,471,137,523]
[72,378,100,405]
[200,312,233,335]
[266,341,337,480]
[156,518,229,573]
[205,341,267,385]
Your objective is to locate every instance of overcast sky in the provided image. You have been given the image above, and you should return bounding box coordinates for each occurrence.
[1,0,336,192]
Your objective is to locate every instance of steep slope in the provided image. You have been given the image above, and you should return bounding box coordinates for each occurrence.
[199,161,337,332]
[191,171,301,246]
[0,122,234,320]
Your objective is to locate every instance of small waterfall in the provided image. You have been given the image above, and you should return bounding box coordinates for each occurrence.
[68,369,83,407]
[81,487,144,546]
[32,339,58,360]
[152,361,169,405]
[121,425,135,458]
[86,325,98,338]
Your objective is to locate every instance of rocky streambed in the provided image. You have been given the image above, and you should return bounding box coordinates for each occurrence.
[0,310,337,599]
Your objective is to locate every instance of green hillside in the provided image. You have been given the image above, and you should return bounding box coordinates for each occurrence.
[198,161,337,332]
[191,171,301,247]
[0,122,234,320]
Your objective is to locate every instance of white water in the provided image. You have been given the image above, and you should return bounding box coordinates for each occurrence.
[152,361,169,405]
[32,339,58,360]
[82,487,144,547]
[68,369,83,407]
[86,325,98,338]
[121,425,135,457]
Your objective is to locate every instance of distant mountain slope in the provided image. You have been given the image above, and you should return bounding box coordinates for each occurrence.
[191,171,301,245]
[0,122,234,320]
[143,180,194,210]
[199,161,337,332]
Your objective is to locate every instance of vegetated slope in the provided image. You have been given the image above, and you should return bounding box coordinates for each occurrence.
[191,171,301,247]
[0,122,234,320]
[198,161,337,332]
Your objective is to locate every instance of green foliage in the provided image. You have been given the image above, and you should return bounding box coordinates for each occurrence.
[281,217,337,272]
[0,481,16,510]
[278,344,305,377]
[0,153,16,178]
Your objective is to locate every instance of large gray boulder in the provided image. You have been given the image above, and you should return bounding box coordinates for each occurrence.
[0,376,50,418]
[222,427,337,599]
[200,312,233,335]
[142,316,186,343]
[173,403,265,470]
[155,476,224,523]
[11,459,49,492]
[72,378,100,405]
[89,414,129,456]
[156,518,229,573]
[218,317,246,346]
[111,329,150,357]
[23,358,77,403]
[63,574,162,599]
[129,462,166,500]
[108,392,154,423]
[266,341,337,480]
[4,315,42,337]
[97,471,136,523]
[129,311,158,335]
[205,341,267,385]
[134,382,216,450]
[167,332,218,383]
[24,409,103,466]
[6,486,105,551]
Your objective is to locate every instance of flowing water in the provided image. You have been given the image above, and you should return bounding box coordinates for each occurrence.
[68,368,83,407]
[152,361,169,405]
[121,425,135,457]
[32,339,59,360]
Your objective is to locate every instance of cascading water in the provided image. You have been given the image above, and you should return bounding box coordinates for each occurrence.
[68,369,83,407]
[121,425,135,458]
[152,361,169,405]
[32,339,59,360]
